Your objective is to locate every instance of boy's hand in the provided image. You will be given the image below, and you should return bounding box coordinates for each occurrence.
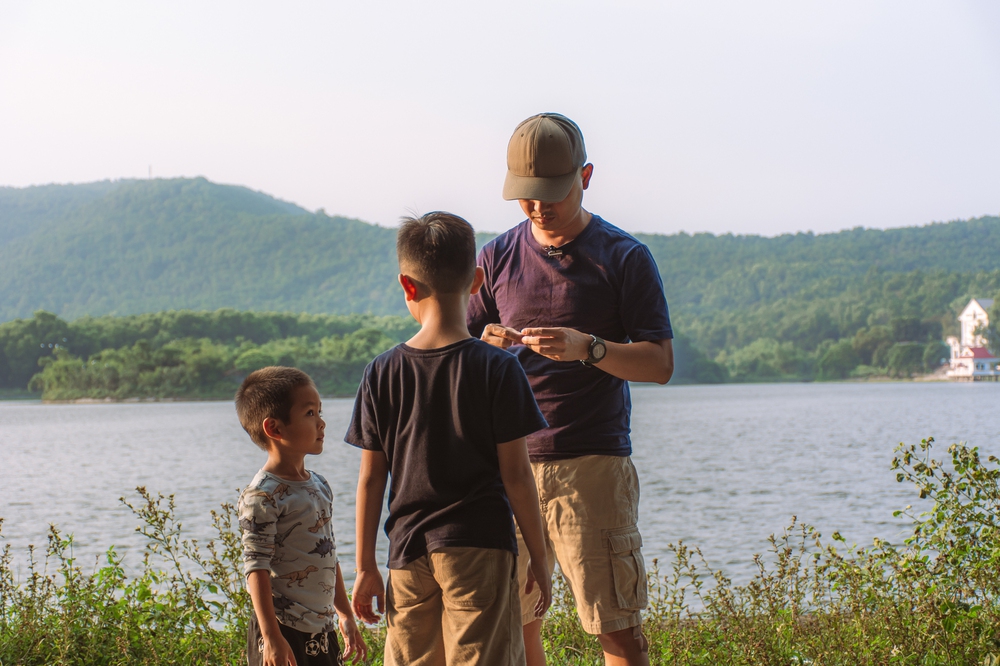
[338,612,368,663]
[525,557,552,619]
[481,324,523,350]
[351,568,385,624]
[261,633,297,666]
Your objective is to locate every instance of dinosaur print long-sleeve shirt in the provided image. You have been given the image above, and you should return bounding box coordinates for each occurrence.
[238,469,339,633]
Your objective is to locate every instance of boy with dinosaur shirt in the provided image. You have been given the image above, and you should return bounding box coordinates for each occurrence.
[237,366,366,666]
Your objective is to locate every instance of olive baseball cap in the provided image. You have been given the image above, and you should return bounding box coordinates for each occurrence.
[502,113,588,202]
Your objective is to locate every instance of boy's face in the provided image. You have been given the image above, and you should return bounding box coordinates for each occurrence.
[270,384,326,455]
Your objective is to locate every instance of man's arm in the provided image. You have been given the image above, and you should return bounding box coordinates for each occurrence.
[247,570,297,666]
[519,328,673,384]
[497,436,552,619]
[352,449,389,624]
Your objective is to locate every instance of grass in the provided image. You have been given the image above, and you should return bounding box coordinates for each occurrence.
[3,438,1000,665]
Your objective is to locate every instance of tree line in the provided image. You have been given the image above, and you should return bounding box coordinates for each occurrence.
[0,310,418,400]
[5,300,997,401]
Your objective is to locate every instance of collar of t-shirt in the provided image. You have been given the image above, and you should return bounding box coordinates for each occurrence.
[523,214,599,258]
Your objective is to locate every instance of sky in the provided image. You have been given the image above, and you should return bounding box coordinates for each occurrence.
[1,1,999,236]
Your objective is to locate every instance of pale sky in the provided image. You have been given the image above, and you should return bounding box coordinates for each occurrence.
[2,1,999,236]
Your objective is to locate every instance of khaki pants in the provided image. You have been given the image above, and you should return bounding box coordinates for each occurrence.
[517,455,647,635]
[385,547,525,666]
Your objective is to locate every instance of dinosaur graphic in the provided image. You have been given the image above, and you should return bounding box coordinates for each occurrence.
[271,553,299,566]
[239,516,274,534]
[272,594,295,611]
[275,608,298,626]
[308,510,331,533]
[318,581,335,594]
[273,483,292,500]
[314,606,338,620]
[247,490,277,509]
[308,537,335,558]
[279,565,318,587]
[274,521,302,548]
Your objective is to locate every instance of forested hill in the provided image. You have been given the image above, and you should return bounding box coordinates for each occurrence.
[2,178,999,383]
[0,178,400,320]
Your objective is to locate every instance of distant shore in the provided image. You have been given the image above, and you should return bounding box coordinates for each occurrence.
[12,372,980,405]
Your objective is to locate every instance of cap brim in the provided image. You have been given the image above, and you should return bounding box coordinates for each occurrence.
[502,170,578,202]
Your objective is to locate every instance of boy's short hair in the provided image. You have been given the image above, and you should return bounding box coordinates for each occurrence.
[397,212,477,294]
[235,366,315,450]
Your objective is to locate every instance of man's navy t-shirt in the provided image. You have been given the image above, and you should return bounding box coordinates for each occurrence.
[345,338,547,569]
[468,215,673,462]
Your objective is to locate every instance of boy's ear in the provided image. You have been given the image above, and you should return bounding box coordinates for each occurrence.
[261,417,282,441]
[470,266,485,295]
[399,274,419,301]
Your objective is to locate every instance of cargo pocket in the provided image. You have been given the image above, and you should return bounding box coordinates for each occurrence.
[605,525,648,611]
[388,566,427,608]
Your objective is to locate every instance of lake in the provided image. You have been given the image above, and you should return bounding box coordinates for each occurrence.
[2,381,998,585]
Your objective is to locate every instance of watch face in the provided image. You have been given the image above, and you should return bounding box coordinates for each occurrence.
[592,340,606,360]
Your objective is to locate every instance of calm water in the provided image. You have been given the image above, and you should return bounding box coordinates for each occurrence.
[2,382,998,584]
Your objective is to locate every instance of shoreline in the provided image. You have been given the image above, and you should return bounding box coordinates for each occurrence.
[13,376,989,405]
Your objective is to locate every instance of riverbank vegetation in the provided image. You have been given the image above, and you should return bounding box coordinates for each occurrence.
[4,298,999,400]
[0,310,418,400]
[4,179,1000,388]
[1,300,997,400]
[3,438,999,664]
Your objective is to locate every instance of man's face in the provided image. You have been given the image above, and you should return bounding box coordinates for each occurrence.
[518,164,593,235]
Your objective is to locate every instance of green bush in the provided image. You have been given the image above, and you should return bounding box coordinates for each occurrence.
[817,339,860,380]
[27,328,397,401]
[0,489,252,664]
[0,310,419,392]
[5,438,1000,664]
[923,340,950,371]
[886,342,925,378]
[670,334,729,384]
[717,338,810,381]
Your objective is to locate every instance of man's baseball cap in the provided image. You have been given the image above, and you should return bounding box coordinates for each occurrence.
[502,113,587,202]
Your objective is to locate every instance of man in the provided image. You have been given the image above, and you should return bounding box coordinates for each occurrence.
[468,113,674,666]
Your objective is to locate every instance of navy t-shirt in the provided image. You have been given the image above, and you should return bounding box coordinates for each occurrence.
[345,338,547,569]
[468,215,673,462]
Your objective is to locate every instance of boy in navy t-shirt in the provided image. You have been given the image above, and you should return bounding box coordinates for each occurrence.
[347,212,551,666]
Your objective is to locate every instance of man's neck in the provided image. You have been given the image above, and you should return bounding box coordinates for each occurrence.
[530,209,593,249]
[406,294,472,350]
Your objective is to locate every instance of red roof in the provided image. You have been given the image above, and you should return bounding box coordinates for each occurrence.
[966,347,997,360]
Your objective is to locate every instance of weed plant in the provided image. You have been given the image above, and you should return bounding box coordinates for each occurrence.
[3,438,1000,665]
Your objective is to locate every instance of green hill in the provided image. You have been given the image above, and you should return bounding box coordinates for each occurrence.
[0,178,401,320]
[2,178,999,386]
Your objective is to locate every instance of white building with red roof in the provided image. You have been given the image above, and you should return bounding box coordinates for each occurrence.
[946,298,998,380]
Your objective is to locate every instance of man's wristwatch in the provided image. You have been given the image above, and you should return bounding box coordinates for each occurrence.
[582,335,607,365]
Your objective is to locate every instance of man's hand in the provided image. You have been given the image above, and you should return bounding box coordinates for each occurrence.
[520,327,591,362]
[480,323,523,349]
[525,557,552,619]
[351,568,385,625]
[338,612,368,663]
